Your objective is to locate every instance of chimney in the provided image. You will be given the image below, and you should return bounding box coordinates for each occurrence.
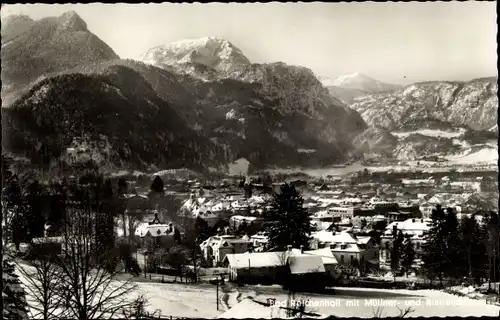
[287,245,292,251]
[300,245,304,254]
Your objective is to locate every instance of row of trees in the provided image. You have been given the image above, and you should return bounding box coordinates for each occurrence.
[421,205,496,285]
[1,159,148,319]
[386,204,499,286]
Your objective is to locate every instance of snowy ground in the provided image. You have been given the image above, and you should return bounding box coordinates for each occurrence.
[446,147,498,165]
[393,129,466,139]
[15,261,500,318]
[239,286,500,318]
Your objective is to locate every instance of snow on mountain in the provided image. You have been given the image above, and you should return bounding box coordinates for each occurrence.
[139,36,251,73]
[332,72,402,93]
[350,77,498,131]
[317,76,337,87]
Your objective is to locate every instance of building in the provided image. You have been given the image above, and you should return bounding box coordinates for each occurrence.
[134,214,180,249]
[250,232,269,250]
[223,246,338,285]
[200,235,254,267]
[310,231,379,272]
[379,218,432,269]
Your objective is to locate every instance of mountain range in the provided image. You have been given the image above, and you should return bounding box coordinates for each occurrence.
[1,11,497,173]
[1,12,366,173]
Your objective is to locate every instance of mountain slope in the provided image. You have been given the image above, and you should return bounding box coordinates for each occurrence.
[350,77,498,131]
[325,86,370,105]
[1,67,227,171]
[140,39,368,168]
[1,11,119,105]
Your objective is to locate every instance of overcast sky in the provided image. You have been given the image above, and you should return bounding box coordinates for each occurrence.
[1,2,497,84]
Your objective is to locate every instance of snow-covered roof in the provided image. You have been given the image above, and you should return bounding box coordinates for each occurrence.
[288,255,325,274]
[225,252,290,269]
[135,223,175,237]
[312,230,361,244]
[291,248,338,265]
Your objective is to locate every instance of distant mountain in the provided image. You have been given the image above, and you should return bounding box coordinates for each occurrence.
[319,73,402,104]
[140,37,250,73]
[1,11,119,106]
[331,72,402,93]
[350,77,498,131]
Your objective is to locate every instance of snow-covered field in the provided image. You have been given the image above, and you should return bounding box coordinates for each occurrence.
[393,129,466,139]
[244,286,500,318]
[15,261,500,319]
[16,263,225,319]
[446,147,498,164]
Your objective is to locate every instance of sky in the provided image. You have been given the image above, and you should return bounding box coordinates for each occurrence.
[1,2,497,84]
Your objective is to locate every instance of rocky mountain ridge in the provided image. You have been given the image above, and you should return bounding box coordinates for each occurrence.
[350,77,498,132]
[2,12,367,172]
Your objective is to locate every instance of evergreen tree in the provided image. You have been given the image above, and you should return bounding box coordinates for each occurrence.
[2,175,28,247]
[443,208,462,278]
[2,255,29,320]
[461,214,488,284]
[23,179,46,241]
[96,179,116,257]
[400,235,415,277]
[484,211,500,283]
[150,176,164,194]
[391,230,404,274]
[194,217,211,244]
[117,177,128,195]
[47,181,67,235]
[422,205,448,283]
[265,183,313,250]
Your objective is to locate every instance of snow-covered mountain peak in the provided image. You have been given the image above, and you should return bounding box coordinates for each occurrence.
[334,72,377,87]
[139,36,251,72]
[332,72,402,93]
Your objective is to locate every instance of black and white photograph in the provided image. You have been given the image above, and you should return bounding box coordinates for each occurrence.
[1,2,498,319]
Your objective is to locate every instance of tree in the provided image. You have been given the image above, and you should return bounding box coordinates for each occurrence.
[56,204,136,320]
[150,176,164,195]
[23,179,46,240]
[391,230,404,277]
[2,175,29,248]
[484,211,500,287]
[117,178,128,195]
[2,254,29,320]
[442,208,462,279]
[266,183,313,251]
[47,181,68,235]
[422,205,448,284]
[95,178,116,258]
[164,245,189,282]
[461,214,488,284]
[400,235,415,277]
[194,216,211,243]
[15,251,64,320]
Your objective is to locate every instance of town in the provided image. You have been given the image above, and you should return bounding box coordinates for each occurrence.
[3,156,499,318]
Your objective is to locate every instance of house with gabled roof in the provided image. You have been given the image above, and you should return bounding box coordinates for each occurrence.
[200,235,254,267]
[223,246,338,286]
[135,213,181,248]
